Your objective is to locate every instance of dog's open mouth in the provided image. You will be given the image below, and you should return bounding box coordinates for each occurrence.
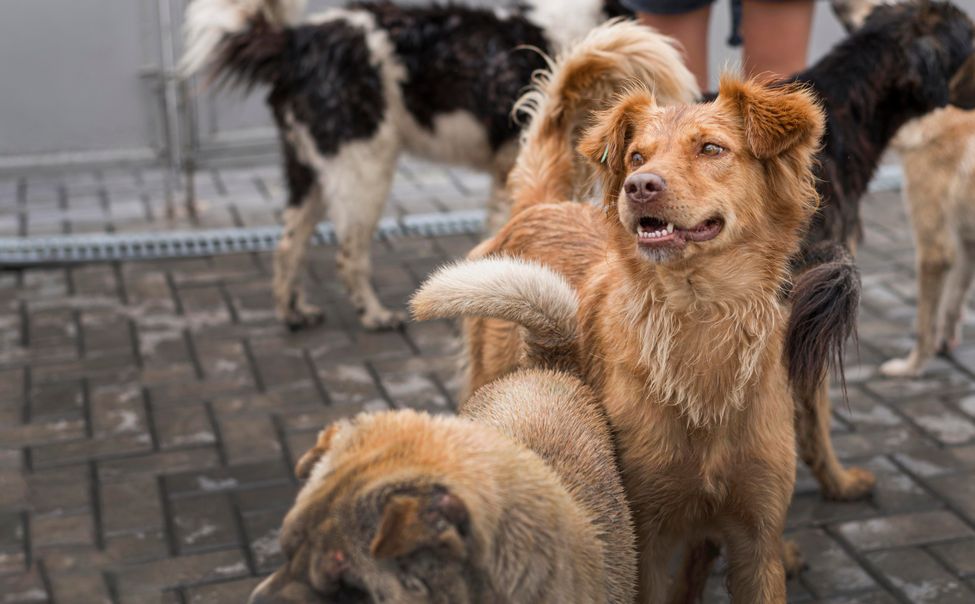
[636,216,724,248]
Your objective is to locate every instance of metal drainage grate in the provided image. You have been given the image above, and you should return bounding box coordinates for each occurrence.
[0,209,487,265]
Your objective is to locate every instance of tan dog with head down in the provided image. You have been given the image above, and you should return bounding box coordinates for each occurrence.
[247,367,635,604]
[417,74,825,601]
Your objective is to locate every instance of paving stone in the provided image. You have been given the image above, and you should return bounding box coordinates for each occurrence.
[789,529,876,598]
[171,494,238,553]
[868,548,975,603]
[927,472,975,523]
[112,549,249,596]
[900,398,975,445]
[930,539,975,577]
[835,510,974,551]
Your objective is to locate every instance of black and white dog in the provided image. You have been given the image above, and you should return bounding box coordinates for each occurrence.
[182,0,698,330]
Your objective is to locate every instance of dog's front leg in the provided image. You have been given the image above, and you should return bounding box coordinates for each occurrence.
[637,532,678,604]
[723,523,786,604]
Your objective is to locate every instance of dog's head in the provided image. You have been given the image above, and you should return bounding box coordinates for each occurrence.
[578,77,824,265]
[249,412,477,604]
[832,0,975,110]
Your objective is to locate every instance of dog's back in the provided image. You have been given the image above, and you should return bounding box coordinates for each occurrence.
[462,369,635,604]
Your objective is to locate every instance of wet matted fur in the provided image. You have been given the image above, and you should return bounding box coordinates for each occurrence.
[423,66,826,600]
[776,0,975,501]
[180,0,697,331]
[248,369,636,604]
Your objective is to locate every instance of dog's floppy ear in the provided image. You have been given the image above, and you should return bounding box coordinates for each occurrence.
[370,490,469,561]
[294,422,345,481]
[949,52,975,110]
[578,89,655,201]
[717,76,825,160]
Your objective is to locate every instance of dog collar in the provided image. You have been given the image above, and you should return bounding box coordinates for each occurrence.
[600,144,610,164]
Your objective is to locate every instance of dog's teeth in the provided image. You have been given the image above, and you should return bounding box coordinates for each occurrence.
[666,223,674,233]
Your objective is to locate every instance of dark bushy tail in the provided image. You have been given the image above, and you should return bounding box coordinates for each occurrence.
[786,243,861,400]
[180,0,306,88]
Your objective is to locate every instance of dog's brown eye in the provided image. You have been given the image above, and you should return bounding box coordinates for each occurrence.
[700,143,724,157]
[630,152,645,166]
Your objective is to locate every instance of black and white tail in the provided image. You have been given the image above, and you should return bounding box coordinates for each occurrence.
[180,0,306,87]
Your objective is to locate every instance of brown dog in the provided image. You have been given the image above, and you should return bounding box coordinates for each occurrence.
[415,74,825,601]
[247,367,636,604]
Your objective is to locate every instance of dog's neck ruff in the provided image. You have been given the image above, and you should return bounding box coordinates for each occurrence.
[615,259,784,428]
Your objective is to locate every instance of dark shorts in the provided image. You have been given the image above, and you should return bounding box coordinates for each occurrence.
[621,0,715,15]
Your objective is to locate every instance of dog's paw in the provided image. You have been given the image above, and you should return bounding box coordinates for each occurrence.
[782,540,807,578]
[284,305,326,332]
[824,466,876,501]
[879,356,921,378]
[360,308,407,331]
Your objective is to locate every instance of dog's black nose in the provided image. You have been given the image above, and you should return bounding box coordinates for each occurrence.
[624,172,667,203]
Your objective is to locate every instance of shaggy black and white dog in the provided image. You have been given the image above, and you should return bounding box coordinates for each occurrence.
[182,0,696,330]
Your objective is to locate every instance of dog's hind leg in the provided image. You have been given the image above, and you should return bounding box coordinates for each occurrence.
[938,237,975,353]
[797,378,876,500]
[881,194,953,377]
[724,523,787,604]
[274,143,327,331]
[326,133,404,330]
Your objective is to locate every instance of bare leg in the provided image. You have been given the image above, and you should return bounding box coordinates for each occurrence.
[637,5,711,91]
[881,247,952,377]
[797,377,876,500]
[274,183,327,330]
[741,0,814,79]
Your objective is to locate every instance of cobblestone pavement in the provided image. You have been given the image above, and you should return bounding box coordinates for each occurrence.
[0,160,492,236]
[2,162,975,603]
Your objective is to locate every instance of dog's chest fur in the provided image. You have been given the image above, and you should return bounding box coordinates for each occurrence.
[578,260,794,530]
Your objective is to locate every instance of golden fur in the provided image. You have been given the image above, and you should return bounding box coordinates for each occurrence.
[248,370,636,604]
[441,73,826,602]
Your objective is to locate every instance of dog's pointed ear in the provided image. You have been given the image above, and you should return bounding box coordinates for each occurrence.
[949,52,975,110]
[370,490,469,561]
[578,89,655,199]
[294,422,345,481]
[717,76,825,160]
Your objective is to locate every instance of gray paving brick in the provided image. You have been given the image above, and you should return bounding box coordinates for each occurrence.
[868,548,975,603]
[835,510,974,551]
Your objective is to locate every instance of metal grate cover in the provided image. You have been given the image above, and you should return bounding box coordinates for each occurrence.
[0,210,486,266]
